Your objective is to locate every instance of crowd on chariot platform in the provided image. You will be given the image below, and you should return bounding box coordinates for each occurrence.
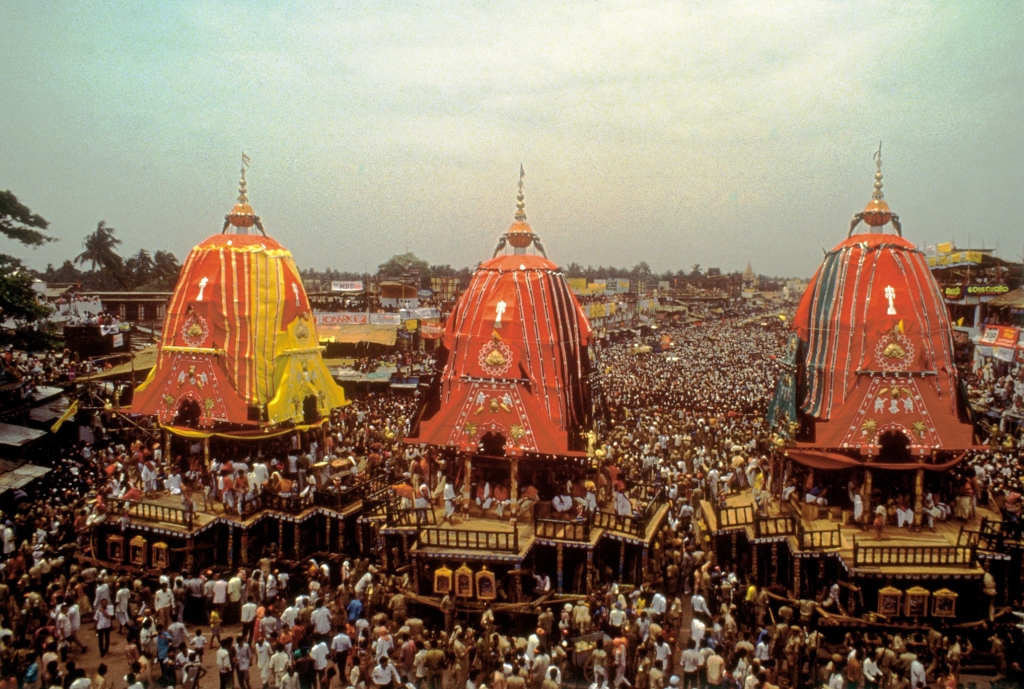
[0,304,1022,689]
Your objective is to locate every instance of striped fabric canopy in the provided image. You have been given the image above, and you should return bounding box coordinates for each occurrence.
[789,232,974,452]
[409,253,595,457]
[133,232,348,428]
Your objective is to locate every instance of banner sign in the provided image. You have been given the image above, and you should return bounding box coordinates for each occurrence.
[314,312,411,326]
[927,251,985,267]
[402,308,440,320]
[418,289,433,299]
[315,312,368,326]
[980,326,1019,349]
[405,319,419,332]
[420,319,444,339]
[330,281,364,292]
[966,284,1009,296]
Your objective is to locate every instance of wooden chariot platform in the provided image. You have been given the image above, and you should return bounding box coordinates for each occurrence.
[699,489,1021,623]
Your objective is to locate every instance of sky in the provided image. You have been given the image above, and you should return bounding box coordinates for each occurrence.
[1,1,1022,279]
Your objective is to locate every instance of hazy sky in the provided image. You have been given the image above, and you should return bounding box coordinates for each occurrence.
[1,1,1021,278]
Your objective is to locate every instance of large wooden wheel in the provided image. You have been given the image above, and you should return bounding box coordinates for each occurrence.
[583,653,597,682]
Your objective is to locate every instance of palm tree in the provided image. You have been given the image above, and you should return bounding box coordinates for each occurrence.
[153,250,181,289]
[124,249,156,289]
[76,221,124,279]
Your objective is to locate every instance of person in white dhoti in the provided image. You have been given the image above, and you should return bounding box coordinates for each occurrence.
[442,480,457,523]
[614,489,634,517]
[492,482,511,517]
[896,499,914,528]
[552,492,573,514]
[476,481,493,511]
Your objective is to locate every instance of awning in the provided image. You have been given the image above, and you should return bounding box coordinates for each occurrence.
[787,448,966,472]
[0,423,46,447]
[29,396,70,423]
[78,345,159,380]
[318,323,398,346]
[987,288,1024,308]
[0,460,51,495]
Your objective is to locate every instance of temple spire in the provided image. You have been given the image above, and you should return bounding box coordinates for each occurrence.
[515,163,527,222]
[850,142,901,236]
[872,141,884,200]
[238,152,251,203]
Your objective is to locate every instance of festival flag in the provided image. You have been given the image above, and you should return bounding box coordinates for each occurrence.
[50,400,78,433]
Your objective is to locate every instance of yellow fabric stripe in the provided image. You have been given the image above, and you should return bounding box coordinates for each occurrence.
[230,248,241,392]
[189,245,293,257]
[160,419,325,440]
[219,248,232,388]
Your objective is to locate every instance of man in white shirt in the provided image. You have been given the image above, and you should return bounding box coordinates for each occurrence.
[310,600,333,643]
[690,617,706,646]
[155,582,175,628]
[331,629,353,668]
[269,646,291,688]
[212,573,229,619]
[649,591,667,620]
[690,593,712,618]
[310,639,329,684]
[254,638,272,689]
[216,644,233,689]
[234,636,252,689]
[371,657,401,689]
[241,596,258,643]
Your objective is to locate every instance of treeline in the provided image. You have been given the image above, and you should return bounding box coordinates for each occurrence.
[35,221,182,291]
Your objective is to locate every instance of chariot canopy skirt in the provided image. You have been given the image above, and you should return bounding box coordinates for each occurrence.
[132,164,348,432]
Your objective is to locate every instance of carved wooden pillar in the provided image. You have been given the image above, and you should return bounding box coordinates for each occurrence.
[227,525,235,569]
[792,555,801,598]
[203,437,210,469]
[509,456,519,516]
[586,548,594,591]
[186,538,195,572]
[240,530,249,566]
[618,540,626,579]
[751,542,759,584]
[863,470,873,527]
[325,517,333,553]
[557,544,565,593]
[913,468,924,528]
[164,430,171,468]
[294,522,301,559]
[462,454,472,506]
[770,543,779,584]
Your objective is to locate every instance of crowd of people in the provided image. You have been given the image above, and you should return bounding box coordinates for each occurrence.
[0,302,1021,689]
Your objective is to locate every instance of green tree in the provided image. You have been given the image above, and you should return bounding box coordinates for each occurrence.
[0,256,58,349]
[0,192,58,349]
[153,250,182,290]
[378,252,429,277]
[124,249,155,289]
[0,190,53,246]
[75,221,125,285]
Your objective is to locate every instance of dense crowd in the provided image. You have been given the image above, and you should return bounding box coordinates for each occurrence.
[0,303,1021,689]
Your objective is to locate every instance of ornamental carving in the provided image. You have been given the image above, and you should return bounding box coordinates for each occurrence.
[181,312,210,348]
